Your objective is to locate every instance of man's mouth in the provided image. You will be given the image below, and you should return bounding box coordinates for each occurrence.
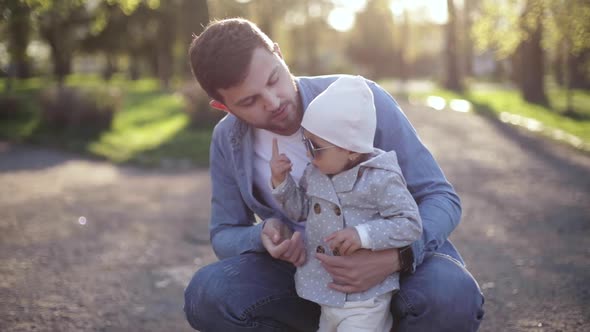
[272,104,288,120]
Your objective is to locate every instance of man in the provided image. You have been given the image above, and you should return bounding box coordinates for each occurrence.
[184,18,484,332]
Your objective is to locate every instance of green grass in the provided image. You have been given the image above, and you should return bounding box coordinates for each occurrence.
[407,84,590,151]
[0,75,213,167]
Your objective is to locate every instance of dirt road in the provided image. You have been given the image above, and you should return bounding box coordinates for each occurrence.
[1,101,589,331]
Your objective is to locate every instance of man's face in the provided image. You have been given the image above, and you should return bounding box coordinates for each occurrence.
[217,46,302,136]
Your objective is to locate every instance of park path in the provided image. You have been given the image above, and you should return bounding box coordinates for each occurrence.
[1,101,589,331]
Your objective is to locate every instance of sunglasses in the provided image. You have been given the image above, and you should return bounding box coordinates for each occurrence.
[302,136,335,158]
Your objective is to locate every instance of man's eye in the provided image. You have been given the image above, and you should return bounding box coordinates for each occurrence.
[269,74,279,85]
[242,98,256,106]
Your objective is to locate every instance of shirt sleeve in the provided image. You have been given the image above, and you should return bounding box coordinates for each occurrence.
[369,81,462,272]
[355,224,373,249]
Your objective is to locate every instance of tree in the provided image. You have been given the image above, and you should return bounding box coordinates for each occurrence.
[348,0,397,79]
[23,0,166,83]
[472,0,547,104]
[37,1,92,85]
[79,2,128,80]
[473,0,590,107]
[545,0,590,113]
[461,0,482,78]
[178,0,209,78]
[444,0,463,92]
[1,0,33,78]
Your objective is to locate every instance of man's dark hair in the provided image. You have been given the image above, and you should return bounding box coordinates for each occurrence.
[188,18,275,103]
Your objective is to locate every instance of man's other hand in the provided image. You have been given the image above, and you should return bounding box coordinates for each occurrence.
[261,218,306,266]
[316,248,400,293]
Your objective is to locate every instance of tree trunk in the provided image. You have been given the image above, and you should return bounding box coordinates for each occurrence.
[570,49,590,89]
[41,12,74,85]
[463,0,474,77]
[102,54,116,81]
[47,33,73,86]
[128,52,141,81]
[444,0,463,92]
[518,11,548,105]
[303,0,319,75]
[157,9,175,90]
[8,1,32,78]
[399,9,409,82]
[561,39,577,117]
[179,0,209,78]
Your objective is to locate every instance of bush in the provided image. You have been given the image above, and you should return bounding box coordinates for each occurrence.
[179,83,224,128]
[0,93,39,141]
[0,94,28,119]
[40,85,123,134]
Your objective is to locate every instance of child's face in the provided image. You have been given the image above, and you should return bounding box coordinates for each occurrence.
[303,130,358,175]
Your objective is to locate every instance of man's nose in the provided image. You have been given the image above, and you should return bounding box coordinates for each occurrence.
[262,91,280,111]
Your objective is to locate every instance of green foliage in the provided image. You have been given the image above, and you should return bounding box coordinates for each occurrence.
[544,0,590,55]
[0,75,214,167]
[472,0,528,58]
[107,0,160,15]
[409,84,590,150]
[473,0,590,59]
[0,93,40,140]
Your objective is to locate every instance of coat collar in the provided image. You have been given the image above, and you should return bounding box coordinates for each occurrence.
[306,149,401,203]
[305,166,341,206]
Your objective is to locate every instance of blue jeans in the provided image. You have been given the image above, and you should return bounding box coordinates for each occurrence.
[184,241,484,331]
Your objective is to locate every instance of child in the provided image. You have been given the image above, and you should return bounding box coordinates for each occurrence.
[270,76,423,332]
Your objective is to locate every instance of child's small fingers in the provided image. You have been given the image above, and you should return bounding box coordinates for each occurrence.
[330,238,344,251]
[339,241,352,255]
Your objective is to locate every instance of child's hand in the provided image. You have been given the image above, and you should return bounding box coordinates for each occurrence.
[270,138,292,188]
[325,227,361,256]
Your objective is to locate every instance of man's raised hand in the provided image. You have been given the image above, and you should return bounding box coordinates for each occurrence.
[270,138,293,188]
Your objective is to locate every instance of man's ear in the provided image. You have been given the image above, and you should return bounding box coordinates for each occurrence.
[209,100,229,112]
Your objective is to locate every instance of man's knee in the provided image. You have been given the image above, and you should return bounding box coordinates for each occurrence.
[184,263,224,330]
[393,253,484,331]
[423,255,484,325]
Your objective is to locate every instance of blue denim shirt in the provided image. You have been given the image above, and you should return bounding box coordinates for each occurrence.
[207,74,462,272]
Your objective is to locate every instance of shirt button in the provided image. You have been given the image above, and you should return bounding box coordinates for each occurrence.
[316,245,325,253]
[334,206,341,216]
[314,203,321,214]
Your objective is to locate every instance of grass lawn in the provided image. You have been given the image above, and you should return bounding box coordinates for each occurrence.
[403,83,590,152]
[3,75,588,167]
[0,75,215,167]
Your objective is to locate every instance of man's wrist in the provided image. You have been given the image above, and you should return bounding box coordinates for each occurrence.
[398,245,414,273]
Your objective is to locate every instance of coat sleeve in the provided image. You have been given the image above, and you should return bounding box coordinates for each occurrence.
[360,169,422,251]
[271,168,311,222]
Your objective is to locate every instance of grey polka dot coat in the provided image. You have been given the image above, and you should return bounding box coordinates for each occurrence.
[272,149,422,307]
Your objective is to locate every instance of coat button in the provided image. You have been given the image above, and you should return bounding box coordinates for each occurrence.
[314,203,321,214]
[316,245,325,254]
[334,206,341,216]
